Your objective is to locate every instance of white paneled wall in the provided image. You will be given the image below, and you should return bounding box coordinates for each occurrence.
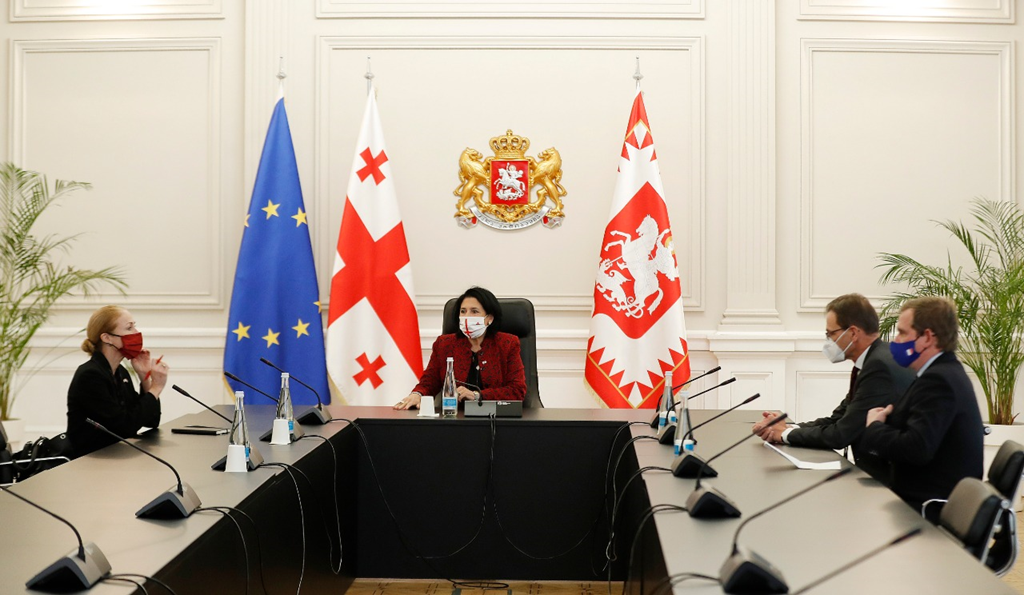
[2,0,1020,437]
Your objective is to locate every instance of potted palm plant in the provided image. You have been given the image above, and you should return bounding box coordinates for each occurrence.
[0,163,127,445]
[877,198,1024,428]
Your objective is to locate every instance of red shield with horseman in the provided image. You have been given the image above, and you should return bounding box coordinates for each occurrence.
[593,182,680,339]
[490,160,530,205]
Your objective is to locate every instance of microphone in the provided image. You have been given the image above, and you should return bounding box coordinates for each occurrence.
[172,384,232,425]
[683,393,761,444]
[680,414,789,519]
[655,378,739,445]
[649,366,722,428]
[224,371,279,404]
[788,527,922,594]
[85,418,201,519]
[259,357,332,424]
[672,399,773,478]
[718,467,853,593]
[0,485,112,591]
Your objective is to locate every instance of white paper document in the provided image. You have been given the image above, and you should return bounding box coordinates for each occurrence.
[763,442,843,470]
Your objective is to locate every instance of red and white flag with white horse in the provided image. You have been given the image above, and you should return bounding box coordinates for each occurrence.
[585,84,690,408]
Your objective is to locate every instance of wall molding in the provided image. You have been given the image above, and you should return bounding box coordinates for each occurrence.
[799,0,1013,24]
[11,0,223,21]
[315,35,706,310]
[799,38,1015,311]
[316,0,703,19]
[10,37,224,309]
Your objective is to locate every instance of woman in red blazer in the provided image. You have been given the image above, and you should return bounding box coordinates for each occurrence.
[394,287,526,409]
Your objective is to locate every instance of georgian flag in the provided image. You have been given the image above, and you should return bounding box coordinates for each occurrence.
[584,84,691,409]
[326,87,423,405]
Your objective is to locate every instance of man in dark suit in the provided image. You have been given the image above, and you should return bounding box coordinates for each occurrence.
[861,296,984,520]
[753,293,914,480]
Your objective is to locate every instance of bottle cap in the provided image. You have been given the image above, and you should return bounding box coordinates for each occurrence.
[282,372,290,379]
[234,390,244,400]
[446,357,454,362]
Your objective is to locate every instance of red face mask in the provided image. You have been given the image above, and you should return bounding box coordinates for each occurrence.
[110,332,144,359]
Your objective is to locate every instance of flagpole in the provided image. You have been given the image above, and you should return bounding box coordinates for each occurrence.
[365,56,374,96]
[633,56,643,83]
[277,56,286,99]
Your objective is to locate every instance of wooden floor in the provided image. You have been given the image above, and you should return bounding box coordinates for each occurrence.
[347,580,622,595]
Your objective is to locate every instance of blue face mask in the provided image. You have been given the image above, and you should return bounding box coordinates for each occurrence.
[890,338,920,368]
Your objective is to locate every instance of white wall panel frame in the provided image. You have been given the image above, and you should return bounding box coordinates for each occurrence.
[316,0,703,20]
[315,36,706,313]
[10,37,224,309]
[799,38,1014,311]
[11,0,223,21]
[799,0,1013,24]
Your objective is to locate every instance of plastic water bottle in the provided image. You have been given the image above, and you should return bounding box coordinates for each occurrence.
[666,372,678,426]
[442,357,457,418]
[678,391,695,455]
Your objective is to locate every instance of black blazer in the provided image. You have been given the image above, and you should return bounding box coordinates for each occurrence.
[66,351,161,459]
[861,351,984,509]
[788,339,915,480]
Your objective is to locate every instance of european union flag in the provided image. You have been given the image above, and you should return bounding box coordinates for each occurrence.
[224,96,328,406]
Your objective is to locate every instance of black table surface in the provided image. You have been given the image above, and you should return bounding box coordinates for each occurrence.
[0,405,1013,594]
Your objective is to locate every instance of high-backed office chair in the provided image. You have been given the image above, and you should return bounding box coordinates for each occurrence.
[442,297,542,408]
[921,440,1024,575]
[982,440,1024,575]
[937,478,1009,566]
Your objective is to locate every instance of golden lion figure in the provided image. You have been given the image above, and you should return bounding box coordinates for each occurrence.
[454,148,489,218]
[529,148,566,218]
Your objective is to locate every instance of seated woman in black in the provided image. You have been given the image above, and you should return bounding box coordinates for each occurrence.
[66,305,169,458]
[394,287,526,410]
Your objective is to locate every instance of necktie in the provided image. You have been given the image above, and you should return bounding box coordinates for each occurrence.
[849,367,860,399]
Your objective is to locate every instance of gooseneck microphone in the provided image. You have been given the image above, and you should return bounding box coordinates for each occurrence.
[259,357,332,424]
[789,527,922,594]
[672,399,772,478]
[0,485,112,590]
[682,393,761,444]
[172,385,232,424]
[682,414,789,519]
[656,379,743,446]
[85,418,201,519]
[718,467,853,594]
[650,366,723,428]
[224,371,279,404]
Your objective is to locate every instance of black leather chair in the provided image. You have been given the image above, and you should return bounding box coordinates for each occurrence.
[442,297,542,408]
[983,440,1024,575]
[937,477,1009,565]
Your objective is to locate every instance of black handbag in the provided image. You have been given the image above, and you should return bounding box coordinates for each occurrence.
[12,433,72,481]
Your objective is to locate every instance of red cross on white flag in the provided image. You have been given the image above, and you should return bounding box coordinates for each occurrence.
[326,87,423,405]
[585,84,690,409]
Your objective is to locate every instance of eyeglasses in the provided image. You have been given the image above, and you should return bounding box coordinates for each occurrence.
[825,328,848,340]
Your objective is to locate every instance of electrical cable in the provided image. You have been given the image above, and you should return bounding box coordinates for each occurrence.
[604,466,672,566]
[103,575,148,595]
[198,506,270,595]
[108,573,179,595]
[258,462,306,595]
[196,506,252,595]
[617,504,689,595]
[295,434,345,574]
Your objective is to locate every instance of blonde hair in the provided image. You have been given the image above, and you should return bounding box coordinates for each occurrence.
[82,305,126,355]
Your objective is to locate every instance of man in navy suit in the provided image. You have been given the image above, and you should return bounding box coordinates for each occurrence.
[753,293,914,481]
[861,296,984,520]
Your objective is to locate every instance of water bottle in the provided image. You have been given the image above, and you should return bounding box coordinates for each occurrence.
[665,372,677,426]
[226,391,252,471]
[271,372,300,444]
[678,390,695,456]
[442,357,457,418]
[658,372,672,430]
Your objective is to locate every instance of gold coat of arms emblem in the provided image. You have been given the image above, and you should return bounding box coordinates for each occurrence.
[454,130,566,230]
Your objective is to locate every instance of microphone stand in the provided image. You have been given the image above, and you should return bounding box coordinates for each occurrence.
[172,385,232,425]
[657,378,738,445]
[86,418,202,519]
[649,366,722,428]
[260,357,332,424]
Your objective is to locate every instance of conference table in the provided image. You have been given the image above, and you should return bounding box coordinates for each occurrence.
[0,405,1013,595]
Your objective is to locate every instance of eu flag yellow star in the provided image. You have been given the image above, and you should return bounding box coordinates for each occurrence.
[244,213,250,228]
[292,208,308,227]
[293,319,310,338]
[314,300,323,313]
[262,328,280,347]
[262,200,281,219]
[232,321,251,341]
